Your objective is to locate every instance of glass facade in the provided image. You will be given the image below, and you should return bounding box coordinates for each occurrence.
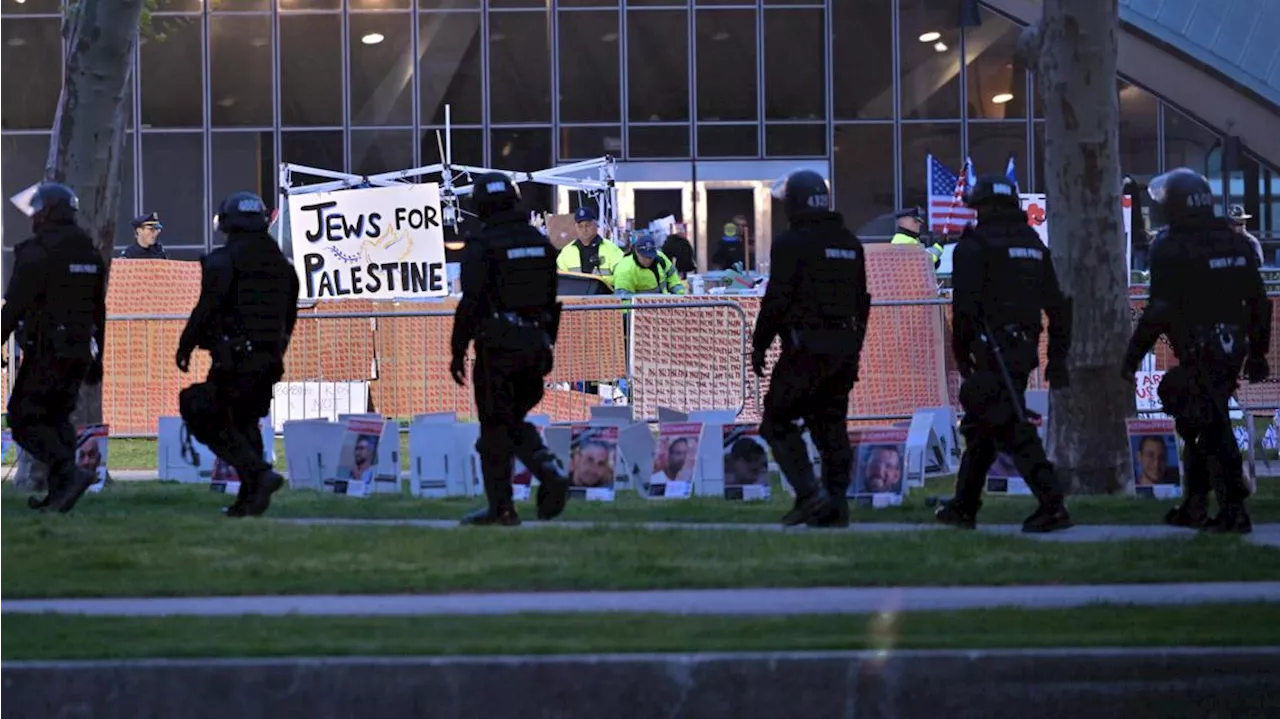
[2,0,1278,268]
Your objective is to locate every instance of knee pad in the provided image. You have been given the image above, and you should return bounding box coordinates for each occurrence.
[959,371,1015,427]
[475,428,515,460]
[759,413,799,444]
[179,382,223,441]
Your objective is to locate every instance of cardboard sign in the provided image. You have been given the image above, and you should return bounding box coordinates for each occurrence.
[329,417,397,497]
[1127,418,1182,499]
[721,423,772,501]
[645,422,700,499]
[848,426,909,508]
[568,425,618,501]
[75,424,109,494]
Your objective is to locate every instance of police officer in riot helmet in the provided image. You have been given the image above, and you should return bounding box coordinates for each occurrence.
[938,174,1074,533]
[1122,167,1269,534]
[752,169,871,527]
[176,192,300,517]
[1,183,107,513]
[451,172,572,526]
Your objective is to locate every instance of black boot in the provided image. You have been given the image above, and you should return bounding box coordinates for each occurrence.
[935,499,979,529]
[528,450,571,521]
[461,454,521,527]
[1165,494,1209,528]
[43,467,97,514]
[28,465,68,511]
[223,474,259,518]
[1203,503,1252,535]
[1021,501,1073,533]
[240,470,284,517]
[768,433,832,527]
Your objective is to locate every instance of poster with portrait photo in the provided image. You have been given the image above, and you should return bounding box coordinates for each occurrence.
[75,424,109,494]
[330,417,389,497]
[721,423,771,501]
[849,427,909,507]
[645,422,700,499]
[1127,418,1182,499]
[568,425,618,501]
[984,414,1044,495]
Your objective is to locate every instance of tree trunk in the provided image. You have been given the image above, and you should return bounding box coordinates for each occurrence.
[1028,0,1132,494]
[14,0,143,490]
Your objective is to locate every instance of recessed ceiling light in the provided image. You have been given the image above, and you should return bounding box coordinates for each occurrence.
[933,41,948,52]
[361,32,384,45]
[601,32,618,42]
[7,37,26,47]
[490,32,506,41]
[712,31,731,41]
[250,37,268,48]
[918,31,941,43]
[217,97,237,107]
[992,93,1014,104]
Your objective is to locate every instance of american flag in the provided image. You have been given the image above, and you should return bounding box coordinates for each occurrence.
[926,154,977,235]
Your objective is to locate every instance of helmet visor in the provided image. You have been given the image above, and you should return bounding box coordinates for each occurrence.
[770,173,790,202]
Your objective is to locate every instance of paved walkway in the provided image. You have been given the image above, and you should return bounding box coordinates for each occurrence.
[5,582,1280,617]
[282,517,1280,548]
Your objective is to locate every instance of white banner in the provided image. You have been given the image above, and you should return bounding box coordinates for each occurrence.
[1019,193,1133,252]
[288,183,448,301]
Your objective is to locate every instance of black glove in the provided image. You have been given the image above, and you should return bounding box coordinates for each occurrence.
[450,355,467,386]
[1045,360,1069,389]
[751,348,767,378]
[1245,355,1270,383]
[85,359,104,387]
[175,347,191,374]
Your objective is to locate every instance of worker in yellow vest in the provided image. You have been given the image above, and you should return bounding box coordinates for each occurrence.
[890,207,944,269]
[556,206,624,288]
[613,232,686,295]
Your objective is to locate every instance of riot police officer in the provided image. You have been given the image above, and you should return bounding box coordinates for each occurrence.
[752,169,871,528]
[1122,168,1269,534]
[1,183,107,513]
[176,192,299,518]
[451,172,572,526]
[937,174,1073,533]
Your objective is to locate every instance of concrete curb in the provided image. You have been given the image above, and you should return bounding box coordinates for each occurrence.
[6,582,1280,617]
[5,647,1279,719]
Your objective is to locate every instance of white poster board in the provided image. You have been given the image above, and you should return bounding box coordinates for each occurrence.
[288,183,449,302]
[269,381,369,431]
[1019,193,1134,265]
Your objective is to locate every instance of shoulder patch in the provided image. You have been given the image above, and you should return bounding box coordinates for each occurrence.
[67,263,100,275]
[824,247,858,260]
[1008,247,1043,261]
[506,246,547,259]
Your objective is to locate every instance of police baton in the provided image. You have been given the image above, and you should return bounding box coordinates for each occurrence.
[980,318,1027,424]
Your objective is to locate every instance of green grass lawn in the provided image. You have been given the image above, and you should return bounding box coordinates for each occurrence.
[6,604,1279,661]
[3,482,1278,599]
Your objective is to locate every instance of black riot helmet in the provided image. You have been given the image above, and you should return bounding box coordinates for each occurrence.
[215,191,270,234]
[471,172,521,220]
[30,182,80,228]
[771,169,830,220]
[965,174,1021,212]
[1147,167,1214,224]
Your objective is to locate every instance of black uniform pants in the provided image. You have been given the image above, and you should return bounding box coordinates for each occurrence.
[1174,374,1249,507]
[473,343,554,505]
[179,355,282,482]
[954,370,1062,511]
[759,348,858,498]
[7,354,90,479]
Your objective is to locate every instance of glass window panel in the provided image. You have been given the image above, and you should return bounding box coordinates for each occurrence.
[2,133,49,247]
[281,14,343,126]
[280,0,341,9]
[697,124,758,158]
[695,10,757,122]
[833,124,895,234]
[115,134,137,250]
[488,12,551,123]
[210,0,269,9]
[420,127,485,166]
[832,0,891,120]
[558,11,621,124]
[965,7,1027,119]
[419,12,484,125]
[697,0,751,5]
[1163,104,1221,176]
[1,18,61,130]
[628,125,691,159]
[140,16,204,128]
[211,133,276,241]
[626,0,685,5]
[559,0,619,6]
[152,0,202,10]
[899,0,961,119]
[210,14,274,127]
[142,133,206,249]
[627,9,689,122]
[1033,120,1044,193]
[763,10,824,121]
[489,128,553,212]
[490,0,544,10]
[420,0,480,7]
[1,0,61,13]
[900,122,961,219]
[351,129,415,176]
[281,130,345,178]
[560,125,622,160]
[349,14,414,126]
[967,122,1027,189]
[765,124,825,157]
[351,0,410,8]
[1118,80,1159,178]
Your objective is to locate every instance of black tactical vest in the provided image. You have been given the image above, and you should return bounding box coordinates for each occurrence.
[35,225,104,344]
[483,221,558,316]
[224,233,295,345]
[970,216,1049,329]
[784,213,867,322]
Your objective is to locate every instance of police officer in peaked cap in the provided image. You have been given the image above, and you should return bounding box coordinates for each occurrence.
[1,182,107,513]
[176,192,300,518]
[1122,167,1270,534]
[938,174,1073,533]
[752,169,872,528]
[451,172,572,526]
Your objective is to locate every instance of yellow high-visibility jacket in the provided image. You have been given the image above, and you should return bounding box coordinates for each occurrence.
[556,238,624,289]
[891,232,944,268]
[613,251,686,295]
